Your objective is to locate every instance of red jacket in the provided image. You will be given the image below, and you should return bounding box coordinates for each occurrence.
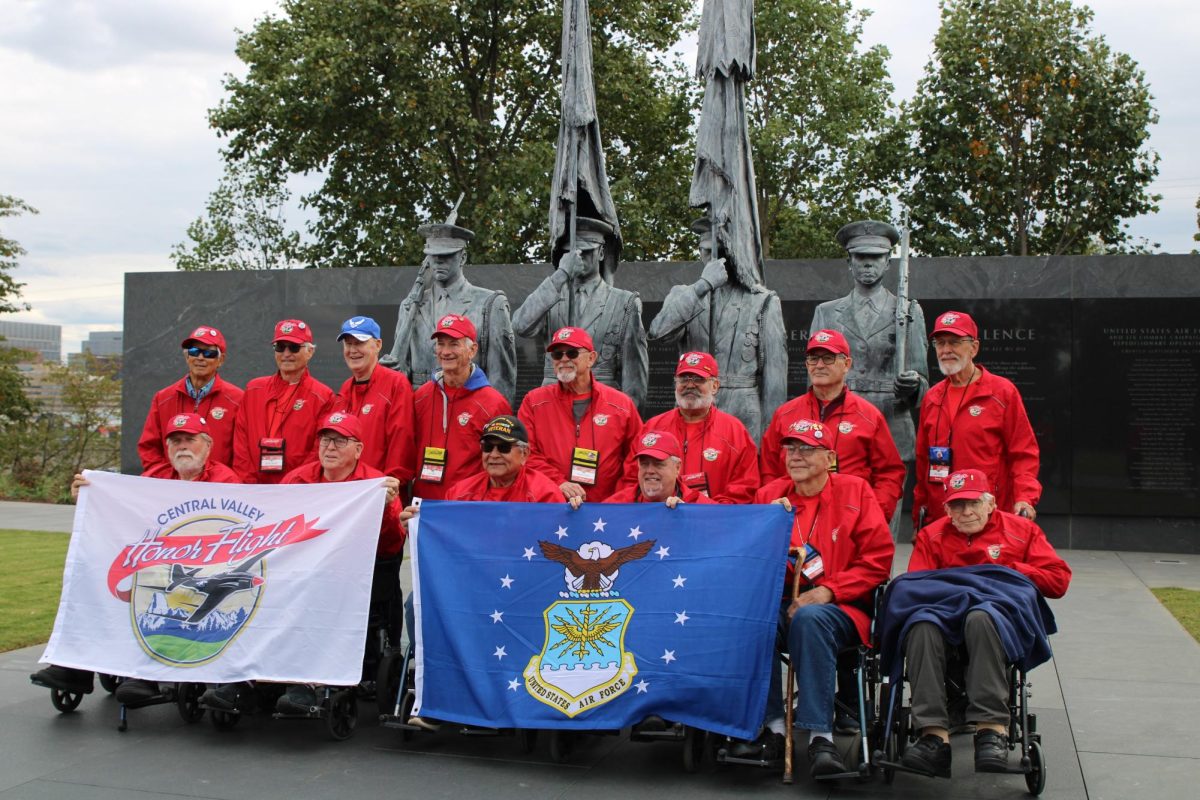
[329,365,416,485]
[141,459,241,483]
[914,366,1041,525]
[447,467,564,503]
[760,388,905,519]
[282,460,405,559]
[518,378,642,502]
[138,375,243,472]
[909,510,1071,599]
[754,473,895,645]
[604,482,716,505]
[623,407,759,504]
[232,370,335,484]
[411,371,511,501]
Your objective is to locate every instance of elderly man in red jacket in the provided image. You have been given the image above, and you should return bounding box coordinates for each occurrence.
[898,469,1070,778]
[138,325,243,472]
[731,419,894,778]
[445,415,563,503]
[607,430,715,506]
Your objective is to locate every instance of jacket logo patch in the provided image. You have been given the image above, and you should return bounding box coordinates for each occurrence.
[702,448,719,462]
[210,407,226,420]
[838,421,854,434]
[457,412,471,426]
[361,404,374,415]
[293,399,305,411]
[968,405,983,417]
[987,544,1002,559]
[593,414,609,426]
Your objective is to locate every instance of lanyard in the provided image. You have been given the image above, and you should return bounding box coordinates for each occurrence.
[267,376,304,438]
[679,413,713,475]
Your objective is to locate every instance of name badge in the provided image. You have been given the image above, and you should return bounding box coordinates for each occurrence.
[828,451,839,473]
[682,472,709,496]
[259,437,285,472]
[802,550,825,582]
[571,447,599,485]
[420,446,447,483]
[928,445,951,481]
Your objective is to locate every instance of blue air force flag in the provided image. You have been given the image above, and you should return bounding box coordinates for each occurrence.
[411,501,790,739]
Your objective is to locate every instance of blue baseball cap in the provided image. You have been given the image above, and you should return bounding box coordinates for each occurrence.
[337,316,381,342]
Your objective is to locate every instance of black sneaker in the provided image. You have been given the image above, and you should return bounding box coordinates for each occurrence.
[833,710,860,734]
[807,736,848,778]
[115,679,160,706]
[899,733,952,778]
[632,714,669,734]
[200,682,253,712]
[727,729,785,761]
[275,685,319,715]
[30,665,94,693]
[974,729,1010,772]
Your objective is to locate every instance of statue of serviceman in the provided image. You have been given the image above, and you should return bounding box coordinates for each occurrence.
[512,216,648,408]
[810,220,929,526]
[647,217,786,441]
[382,219,517,404]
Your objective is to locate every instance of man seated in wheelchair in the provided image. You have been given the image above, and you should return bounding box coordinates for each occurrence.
[888,468,1070,777]
[202,411,405,714]
[730,419,893,777]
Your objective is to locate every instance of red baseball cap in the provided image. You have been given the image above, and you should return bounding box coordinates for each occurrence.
[943,469,990,502]
[165,413,209,436]
[779,418,831,450]
[807,329,851,356]
[273,319,313,345]
[931,311,978,339]
[547,326,595,352]
[676,351,719,378]
[182,325,226,351]
[634,430,683,461]
[317,411,363,441]
[431,313,478,341]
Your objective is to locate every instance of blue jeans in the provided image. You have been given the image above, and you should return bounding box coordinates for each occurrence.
[765,602,856,732]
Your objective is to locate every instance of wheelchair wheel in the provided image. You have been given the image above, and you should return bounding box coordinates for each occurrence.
[376,649,404,719]
[210,709,241,731]
[50,688,84,713]
[548,730,574,763]
[517,728,538,754]
[682,727,711,774]
[326,689,358,741]
[176,683,206,723]
[98,673,120,694]
[1025,739,1046,795]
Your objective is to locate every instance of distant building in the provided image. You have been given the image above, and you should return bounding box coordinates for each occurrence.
[0,320,61,363]
[68,330,123,370]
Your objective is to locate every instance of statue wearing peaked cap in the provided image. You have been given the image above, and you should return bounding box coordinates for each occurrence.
[383,209,517,404]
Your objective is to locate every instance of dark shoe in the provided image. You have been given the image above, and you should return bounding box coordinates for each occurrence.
[807,736,848,778]
[200,682,253,712]
[275,685,319,715]
[632,714,668,734]
[974,729,1010,772]
[728,729,785,761]
[833,710,860,734]
[30,665,94,693]
[899,734,952,778]
[115,679,160,706]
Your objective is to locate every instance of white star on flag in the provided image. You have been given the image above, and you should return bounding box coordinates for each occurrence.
[593,518,607,532]
[494,646,507,660]
[672,575,686,588]
[522,547,536,560]
[628,526,643,540]
[508,678,521,691]
[635,680,649,694]
[661,649,676,664]
[490,610,504,624]
[554,526,568,540]
[500,574,514,589]
[656,546,670,560]
[674,611,690,625]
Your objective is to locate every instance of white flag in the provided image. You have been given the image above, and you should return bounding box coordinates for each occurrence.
[41,471,386,685]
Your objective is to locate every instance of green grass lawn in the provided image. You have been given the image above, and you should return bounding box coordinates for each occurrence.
[1152,587,1200,644]
[0,530,69,653]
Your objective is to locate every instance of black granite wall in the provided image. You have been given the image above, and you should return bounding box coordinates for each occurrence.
[123,254,1200,552]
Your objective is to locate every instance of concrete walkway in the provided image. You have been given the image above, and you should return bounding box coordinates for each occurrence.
[1,503,1197,798]
[0,500,76,534]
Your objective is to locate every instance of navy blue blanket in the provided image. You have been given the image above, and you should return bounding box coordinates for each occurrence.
[877,565,1058,682]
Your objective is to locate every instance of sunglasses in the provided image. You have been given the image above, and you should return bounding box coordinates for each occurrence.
[549,348,581,361]
[273,342,304,353]
[185,346,220,359]
[480,440,516,454]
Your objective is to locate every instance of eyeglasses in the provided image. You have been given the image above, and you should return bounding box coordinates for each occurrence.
[318,435,354,450]
[480,440,516,454]
[549,348,581,361]
[804,353,842,366]
[185,346,220,359]
[674,374,709,386]
[273,342,304,353]
[783,443,821,455]
[931,337,974,349]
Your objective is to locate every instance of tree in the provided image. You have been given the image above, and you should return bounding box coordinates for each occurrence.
[900,0,1159,256]
[748,0,899,259]
[171,158,302,271]
[1,194,37,313]
[0,346,34,428]
[208,0,695,268]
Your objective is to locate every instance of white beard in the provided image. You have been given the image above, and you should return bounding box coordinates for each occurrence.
[675,391,714,412]
[938,357,966,377]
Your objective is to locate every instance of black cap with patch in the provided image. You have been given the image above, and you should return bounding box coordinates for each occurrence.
[480,415,528,445]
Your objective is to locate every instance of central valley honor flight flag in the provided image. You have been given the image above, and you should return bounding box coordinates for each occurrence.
[41,471,386,685]
[411,501,791,738]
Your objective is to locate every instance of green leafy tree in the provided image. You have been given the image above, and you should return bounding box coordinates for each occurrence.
[171,158,302,271]
[749,0,899,259]
[208,0,695,268]
[0,346,34,428]
[1,194,37,313]
[900,0,1159,256]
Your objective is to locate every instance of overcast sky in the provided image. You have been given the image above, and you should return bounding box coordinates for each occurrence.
[1,0,1196,359]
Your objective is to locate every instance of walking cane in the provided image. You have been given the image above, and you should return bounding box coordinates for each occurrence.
[782,546,807,784]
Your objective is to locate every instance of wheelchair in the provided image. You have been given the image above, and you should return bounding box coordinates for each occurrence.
[30,670,120,714]
[874,642,1047,795]
[627,715,714,773]
[114,680,207,732]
